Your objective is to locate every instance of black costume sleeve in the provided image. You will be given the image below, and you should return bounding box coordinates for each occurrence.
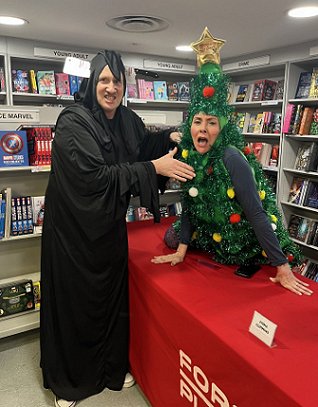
[179,210,194,245]
[51,110,160,241]
[223,147,288,266]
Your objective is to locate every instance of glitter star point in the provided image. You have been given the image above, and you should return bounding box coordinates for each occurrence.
[191,27,226,67]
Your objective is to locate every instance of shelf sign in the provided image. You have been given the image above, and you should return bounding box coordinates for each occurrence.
[309,46,318,56]
[0,109,39,123]
[143,59,195,73]
[222,55,270,72]
[34,47,95,61]
[249,310,277,347]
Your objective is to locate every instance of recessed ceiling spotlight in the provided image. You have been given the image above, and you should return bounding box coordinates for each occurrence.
[0,16,28,25]
[176,45,193,52]
[288,7,318,18]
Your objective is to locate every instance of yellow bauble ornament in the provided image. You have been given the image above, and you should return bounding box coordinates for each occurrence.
[262,250,267,258]
[182,149,189,159]
[213,233,222,242]
[271,214,278,223]
[192,231,198,240]
[259,190,266,200]
[227,188,235,199]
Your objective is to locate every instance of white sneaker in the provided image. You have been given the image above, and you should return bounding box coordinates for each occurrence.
[54,396,76,407]
[123,372,135,388]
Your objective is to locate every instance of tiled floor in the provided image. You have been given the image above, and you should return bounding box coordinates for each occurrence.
[0,329,151,407]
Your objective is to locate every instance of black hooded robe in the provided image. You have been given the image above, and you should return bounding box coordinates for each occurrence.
[40,51,173,401]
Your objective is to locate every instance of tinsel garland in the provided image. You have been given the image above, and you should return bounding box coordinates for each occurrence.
[174,121,302,266]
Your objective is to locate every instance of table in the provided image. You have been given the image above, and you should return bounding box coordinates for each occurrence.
[128,218,318,407]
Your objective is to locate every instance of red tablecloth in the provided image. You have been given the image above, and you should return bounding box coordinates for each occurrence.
[128,218,318,407]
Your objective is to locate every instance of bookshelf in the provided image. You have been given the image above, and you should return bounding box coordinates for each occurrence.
[227,63,286,195]
[278,56,318,263]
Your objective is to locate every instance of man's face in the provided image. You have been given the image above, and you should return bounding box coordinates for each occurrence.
[96,65,124,119]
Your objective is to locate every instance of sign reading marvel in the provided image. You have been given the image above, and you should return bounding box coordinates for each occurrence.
[180,349,238,407]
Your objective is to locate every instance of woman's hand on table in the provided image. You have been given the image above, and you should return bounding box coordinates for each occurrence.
[270,263,313,296]
[151,252,185,266]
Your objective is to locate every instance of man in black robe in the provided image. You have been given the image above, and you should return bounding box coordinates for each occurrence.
[40,50,195,407]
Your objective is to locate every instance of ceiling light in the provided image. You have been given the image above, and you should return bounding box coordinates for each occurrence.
[288,7,318,18]
[176,45,193,52]
[0,16,28,25]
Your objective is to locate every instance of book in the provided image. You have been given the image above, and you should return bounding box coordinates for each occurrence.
[31,196,45,233]
[294,142,318,171]
[167,82,179,101]
[0,188,11,239]
[263,80,277,100]
[55,73,70,95]
[0,193,5,239]
[274,79,284,100]
[267,113,281,134]
[235,84,249,102]
[296,217,313,242]
[251,79,276,101]
[12,69,30,93]
[69,75,78,95]
[178,82,190,102]
[307,222,318,245]
[309,67,318,98]
[268,144,279,167]
[309,107,318,135]
[253,112,266,133]
[0,131,29,167]
[153,81,168,100]
[288,177,306,205]
[291,104,304,135]
[282,103,296,134]
[29,70,38,93]
[298,106,314,135]
[127,83,138,98]
[0,67,5,92]
[303,181,318,209]
[288,214,303,238]
[295,72,312,99]
[37,70,56,95]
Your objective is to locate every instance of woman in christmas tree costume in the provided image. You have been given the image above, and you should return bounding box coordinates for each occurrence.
[152,28,313,296]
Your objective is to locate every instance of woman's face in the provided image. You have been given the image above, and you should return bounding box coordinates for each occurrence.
[96,65,124,119]
[190,113,221,154]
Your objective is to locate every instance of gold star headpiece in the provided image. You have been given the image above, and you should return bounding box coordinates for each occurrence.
[191,27,226,67]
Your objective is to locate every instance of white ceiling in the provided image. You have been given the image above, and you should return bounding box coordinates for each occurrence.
[1,0,318,63]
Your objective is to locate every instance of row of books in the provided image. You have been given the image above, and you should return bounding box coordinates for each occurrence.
[127,79,190,102]
[229,79,284,104]
[294,68,318,99]
[0,67,5,92]
[293,142,318,172]
[126,202,182,222]
[233,111,281,134]
[288,178,318,208]
[12,69,83,96]
[0,188,45,240]
[288,214,318,247]
[282,104,318,135]
[0,128,54,168]
[298,260,318,282]
[246,142,279,168]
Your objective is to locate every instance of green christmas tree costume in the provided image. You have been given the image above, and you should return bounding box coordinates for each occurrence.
[172,28,302,266]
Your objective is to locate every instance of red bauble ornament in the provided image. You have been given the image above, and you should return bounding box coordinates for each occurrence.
[206,166,213,175]
[243,146,251,155]
[203,86,215,98]
[229,213,241,224]
[287,254,294,262]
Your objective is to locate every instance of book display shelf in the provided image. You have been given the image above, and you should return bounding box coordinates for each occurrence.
[227,63,286,193]
[2,36,318,338]
[278,56,318,265]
